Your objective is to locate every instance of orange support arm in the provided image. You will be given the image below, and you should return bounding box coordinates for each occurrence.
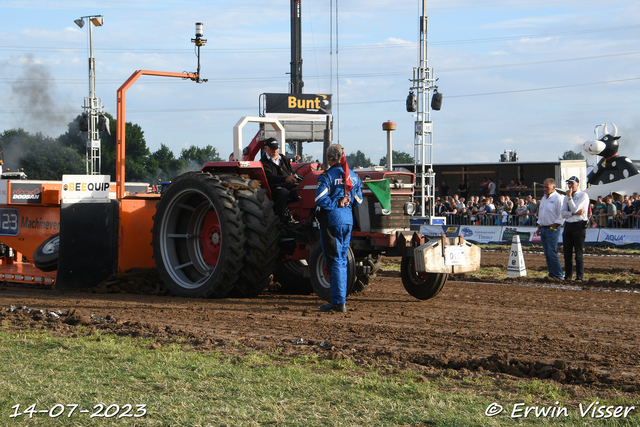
[116,70,198,200]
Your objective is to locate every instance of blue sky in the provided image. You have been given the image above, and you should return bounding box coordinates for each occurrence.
[1,0,639,167]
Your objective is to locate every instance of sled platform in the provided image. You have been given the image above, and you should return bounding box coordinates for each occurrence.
[0,260,56,285]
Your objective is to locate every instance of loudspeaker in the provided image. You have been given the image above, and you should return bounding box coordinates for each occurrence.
[431,92,443,111]
[406,91,417,112]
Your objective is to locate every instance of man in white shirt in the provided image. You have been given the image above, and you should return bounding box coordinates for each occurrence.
[487,178,497,197]
[537,178,564,279]
[561,176,589,281]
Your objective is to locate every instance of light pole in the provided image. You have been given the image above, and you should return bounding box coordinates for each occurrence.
[75,15,104,175]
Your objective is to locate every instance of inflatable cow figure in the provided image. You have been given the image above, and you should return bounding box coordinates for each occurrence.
[583,123,639,185]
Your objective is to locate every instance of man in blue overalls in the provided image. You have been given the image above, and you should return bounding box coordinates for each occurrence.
[315,144,363,312]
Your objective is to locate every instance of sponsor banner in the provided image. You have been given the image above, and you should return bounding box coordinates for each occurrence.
[265,93,332,115]
[264,112,330,122]
[418,225,461,237]
[20,215,60,233]
[0,180,8,204]
[10,183,42,204]
[501,226,538,243]
[443,225,461,237]
[585,228,600,243]
[531,229,541,242]
[62,175,111,201]
[416,225,627,245]
[597,229,640,245]
[458,226,504,243]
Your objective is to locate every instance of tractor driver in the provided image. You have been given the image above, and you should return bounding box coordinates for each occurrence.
[260,137,300,223]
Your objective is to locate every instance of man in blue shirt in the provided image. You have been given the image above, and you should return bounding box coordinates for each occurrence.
[315,144,363,312]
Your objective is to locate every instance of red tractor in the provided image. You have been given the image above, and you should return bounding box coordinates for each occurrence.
[151,117,480,300]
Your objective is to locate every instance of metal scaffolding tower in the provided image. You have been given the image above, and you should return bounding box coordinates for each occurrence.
[408,1,438,219]
[76,15,104,175]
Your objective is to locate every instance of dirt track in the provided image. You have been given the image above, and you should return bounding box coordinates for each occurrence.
[1,250,639,392]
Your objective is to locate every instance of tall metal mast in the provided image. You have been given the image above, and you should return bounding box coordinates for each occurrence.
[290,0,304,94]
[289,0,305,156]
[408,1,437,219]
[75,15,105,175]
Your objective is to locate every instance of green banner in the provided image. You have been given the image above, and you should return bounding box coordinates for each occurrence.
[364,179,391,212]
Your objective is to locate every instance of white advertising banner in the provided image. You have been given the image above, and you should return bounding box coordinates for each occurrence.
[500,226,538,243]
[597,229,640,246]
[416,224,637,246]
[458,225,504,243]
[419,225,446,236]
[585,228,601,243]
[62,175,111,202]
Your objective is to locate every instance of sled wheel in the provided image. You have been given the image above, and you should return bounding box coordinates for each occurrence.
[400,256,448,300]
[33,233,60,272]
[152,171,245,298]
[309,241,355,302]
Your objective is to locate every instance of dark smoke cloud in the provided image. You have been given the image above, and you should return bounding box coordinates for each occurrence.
[619,120,640,158]
[5,55,72,136]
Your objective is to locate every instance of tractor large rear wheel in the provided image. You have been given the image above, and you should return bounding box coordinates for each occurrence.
[400,256,448,300]
[309,242,356,302]
[152,171,245,298]
[215,173,281,297]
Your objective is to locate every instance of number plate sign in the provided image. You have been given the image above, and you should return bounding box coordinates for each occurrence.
[0,208,19,236]
[444,245,466,266]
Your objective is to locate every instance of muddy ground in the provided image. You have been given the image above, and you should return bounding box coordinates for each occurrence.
[1,249,639,394]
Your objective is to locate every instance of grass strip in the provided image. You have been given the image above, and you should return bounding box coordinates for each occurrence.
[0,329,638,426]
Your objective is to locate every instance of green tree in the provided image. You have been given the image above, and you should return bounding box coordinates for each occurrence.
[98,114,151,182]
[179,145,221,165]
[559,150,585,160]
[379,150,414,166]
[147,144,183,181]
[0,128,84,180]
[57,114,86,153]
[346,150,372,168]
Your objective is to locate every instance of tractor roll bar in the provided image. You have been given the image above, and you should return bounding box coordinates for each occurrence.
[116,70,198,200]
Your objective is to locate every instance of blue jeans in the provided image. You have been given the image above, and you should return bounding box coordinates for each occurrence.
[540,227,563,279]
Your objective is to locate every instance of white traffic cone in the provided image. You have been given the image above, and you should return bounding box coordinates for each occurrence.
[506,235,527,277]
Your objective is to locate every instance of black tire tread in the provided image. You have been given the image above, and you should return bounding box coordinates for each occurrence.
[400,256,448,300]
[152,171,245,298]
[33,233,60,272]
[215,173,281,297]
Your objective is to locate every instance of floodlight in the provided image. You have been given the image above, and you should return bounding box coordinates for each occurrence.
[90,16,104,26]
[74,18,85,28]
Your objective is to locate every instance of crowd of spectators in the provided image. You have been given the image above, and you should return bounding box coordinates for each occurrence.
[424,178,640,229]
[589,194,640,229]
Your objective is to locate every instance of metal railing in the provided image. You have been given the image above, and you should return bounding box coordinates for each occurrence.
[436,213,640,229]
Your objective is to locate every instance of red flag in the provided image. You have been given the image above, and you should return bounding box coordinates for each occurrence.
[340,152,353,193]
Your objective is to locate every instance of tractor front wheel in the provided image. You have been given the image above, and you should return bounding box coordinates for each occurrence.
[400,256,448,300]
[309,241,355,302]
